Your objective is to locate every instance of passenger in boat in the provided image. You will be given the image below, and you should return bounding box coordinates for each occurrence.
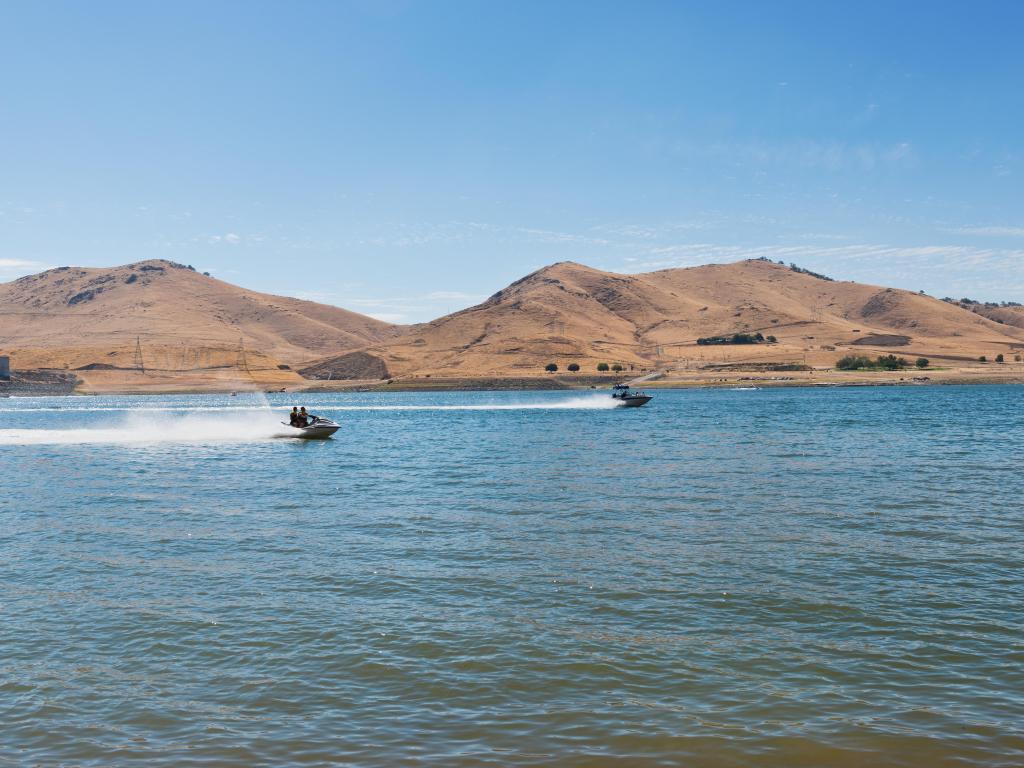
[289,407,300,426]
[297,407,309,427]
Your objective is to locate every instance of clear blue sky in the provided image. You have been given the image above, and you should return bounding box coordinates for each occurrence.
[2,1,1022,322]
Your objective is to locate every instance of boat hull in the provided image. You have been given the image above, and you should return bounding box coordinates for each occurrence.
[615,395,652,407]
[280,421,340,439]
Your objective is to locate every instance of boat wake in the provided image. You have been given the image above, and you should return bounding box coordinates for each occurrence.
[0,395,621,415]
[0,396,621,445]
[0,411,291,445]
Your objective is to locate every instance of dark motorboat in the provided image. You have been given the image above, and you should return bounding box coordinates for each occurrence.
[280,414,341,439]
[611,383,652,407]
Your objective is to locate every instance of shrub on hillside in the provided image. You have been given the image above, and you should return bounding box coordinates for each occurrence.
[915,358,930,369]
[836,355,874,370]
[996,354,1005,363]
[545,363,558,372]
[611,364,624,372]
[597,362,609,372]
[567,363,580,372]
[876,354,909,371]
[697,332,765,345]
[979,356,987,363]
[836,354,909,371]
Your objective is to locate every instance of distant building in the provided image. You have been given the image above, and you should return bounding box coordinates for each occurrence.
[0,355,8,380]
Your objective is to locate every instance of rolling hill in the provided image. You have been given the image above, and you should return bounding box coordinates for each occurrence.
[0,259,401,388]
[3,257,1023,391]
[308,259,1024,379]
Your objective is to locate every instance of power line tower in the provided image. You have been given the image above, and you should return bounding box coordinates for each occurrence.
[235,337,250,374]
[133,336,145,374]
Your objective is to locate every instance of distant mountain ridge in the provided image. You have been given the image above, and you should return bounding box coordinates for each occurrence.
[3,257,1023,387]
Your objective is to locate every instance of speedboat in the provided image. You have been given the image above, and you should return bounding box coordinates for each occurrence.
[611,383,652,407]
[280,415,341,439]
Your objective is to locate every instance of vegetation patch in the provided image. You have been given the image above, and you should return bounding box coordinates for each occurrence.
[697,332,765,345]
[850,334,911,347]
[836,354,911,371]
[702,362,811,372]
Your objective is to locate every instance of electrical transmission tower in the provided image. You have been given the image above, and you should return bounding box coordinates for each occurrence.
[235,337,250,374]
[133,336,145,374]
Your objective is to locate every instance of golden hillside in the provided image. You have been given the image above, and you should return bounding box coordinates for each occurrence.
[310,259,1024,378]
[0,259,401,388]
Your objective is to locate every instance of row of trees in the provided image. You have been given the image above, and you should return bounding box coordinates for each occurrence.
[840,353,1023,368]
[697,332,778,345]
[836,354,930,371]
[544,362,625,373]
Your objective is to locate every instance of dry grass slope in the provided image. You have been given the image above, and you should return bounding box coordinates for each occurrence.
[0,259,402,390]
[4,257,1024,391]
[307,259,1024,379]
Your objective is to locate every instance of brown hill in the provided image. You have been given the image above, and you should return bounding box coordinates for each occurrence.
[0,259,401,388]
[947,301,1024,330]
[309,259,1024,378]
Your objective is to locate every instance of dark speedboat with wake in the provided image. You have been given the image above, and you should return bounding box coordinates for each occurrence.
[611,384,652,407]
[280,414,341,439]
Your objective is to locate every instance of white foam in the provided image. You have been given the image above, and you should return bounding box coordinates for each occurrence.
[0,395,622,445]
[0,411,290,445]
[0,395,621,414]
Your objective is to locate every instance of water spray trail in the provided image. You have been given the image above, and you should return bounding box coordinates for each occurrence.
[0,395,621,414]
[0,411,291,445]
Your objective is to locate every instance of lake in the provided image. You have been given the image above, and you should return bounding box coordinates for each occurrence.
[2,386,1022,766]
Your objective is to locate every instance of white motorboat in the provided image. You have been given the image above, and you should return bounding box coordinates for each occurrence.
[280,415,340,439]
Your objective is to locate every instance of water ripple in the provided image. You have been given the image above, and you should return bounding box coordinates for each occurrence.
[1,386,1023,766]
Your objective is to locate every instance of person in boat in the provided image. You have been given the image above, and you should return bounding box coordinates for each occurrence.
[297,406,309,427]
[289,407,299,426]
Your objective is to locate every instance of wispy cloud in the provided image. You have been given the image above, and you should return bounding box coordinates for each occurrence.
[339,290,488,323]
[944,225,1024,237]
[670,139,917,172]
[612,242,1024,298]
[207,232,242,245]
[0,258,50,282]
[0,258,46,269]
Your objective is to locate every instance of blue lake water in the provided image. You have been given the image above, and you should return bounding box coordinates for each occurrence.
[2,386,1023,766]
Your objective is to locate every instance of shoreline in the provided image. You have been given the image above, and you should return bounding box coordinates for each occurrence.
[4,369,1024,396]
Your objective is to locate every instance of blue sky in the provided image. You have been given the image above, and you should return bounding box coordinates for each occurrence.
[1,1,1022,322]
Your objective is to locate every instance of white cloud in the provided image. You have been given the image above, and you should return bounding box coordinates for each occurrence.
[207,232,243,245]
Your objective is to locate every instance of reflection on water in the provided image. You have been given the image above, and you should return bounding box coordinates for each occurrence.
[2,386,1023,766]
